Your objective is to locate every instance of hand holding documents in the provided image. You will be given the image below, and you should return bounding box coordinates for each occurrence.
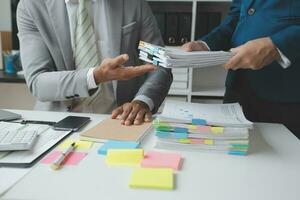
[138,41,233,68]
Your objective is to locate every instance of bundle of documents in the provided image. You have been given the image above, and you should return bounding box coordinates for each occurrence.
[138,41,233,68]
[153,100,253,155]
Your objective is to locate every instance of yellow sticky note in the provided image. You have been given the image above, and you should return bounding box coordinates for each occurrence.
[178,139,191,144]
[211,127,224,134]
[58,139,93,151]
[129,168,174,190]
[106,149,144,167]
[188,125,197,130]
[204,139,214,145]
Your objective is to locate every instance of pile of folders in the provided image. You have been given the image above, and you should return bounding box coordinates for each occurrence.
[138,41,233,68]
[153,119,250,156]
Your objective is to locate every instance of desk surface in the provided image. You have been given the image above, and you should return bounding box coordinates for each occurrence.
[2,110,300,200]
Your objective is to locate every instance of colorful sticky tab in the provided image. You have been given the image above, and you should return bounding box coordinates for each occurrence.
[192,119,207,126]
[174,127,188,133]
[58,139,93,151]
[41,151,87,166]
[105,149,144,167]
[228,151,248,156]
[156,126,173,132]
[156,131,172,138]
[196,125,211,132]
[211,127,224,134]
[204,139,214,145]
[173,132,188,139]
[141,151,182,170]
[129,168,174,190]
[187,125,197,130]
[190,138,204,144]
[178,139,191,144]
[98,140,139,155]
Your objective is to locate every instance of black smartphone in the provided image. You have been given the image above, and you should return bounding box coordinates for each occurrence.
[53,116,91,131]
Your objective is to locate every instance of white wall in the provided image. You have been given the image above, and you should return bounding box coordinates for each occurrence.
[0,0,12,31]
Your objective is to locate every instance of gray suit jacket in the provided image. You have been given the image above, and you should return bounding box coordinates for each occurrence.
[17,0,172,113]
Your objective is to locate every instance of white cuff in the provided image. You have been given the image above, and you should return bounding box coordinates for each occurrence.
[277,48,291,69]
[134,95,155,111]
[199,41,211,51]
[87,67,98,90]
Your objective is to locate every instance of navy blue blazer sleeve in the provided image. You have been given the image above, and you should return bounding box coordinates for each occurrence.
[271,24,300,65]
[201,0,241,51]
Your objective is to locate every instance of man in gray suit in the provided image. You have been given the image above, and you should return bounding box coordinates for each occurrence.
[17,0,172,125]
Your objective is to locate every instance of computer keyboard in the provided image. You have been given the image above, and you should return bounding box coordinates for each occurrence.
[0,122,47,151]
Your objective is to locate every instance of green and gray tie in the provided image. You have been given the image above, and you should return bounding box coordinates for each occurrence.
[74,0,99,69]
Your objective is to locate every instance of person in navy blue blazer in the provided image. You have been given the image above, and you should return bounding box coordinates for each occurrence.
[183,0,300,138]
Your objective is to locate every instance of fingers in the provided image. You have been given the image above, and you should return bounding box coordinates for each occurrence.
[144,112,152,122]
[109,54,129,68]
[125,106,140,126]
[134,110,147,125]
[121,103,133,125]
[111,106,123,119]
[182,43,193,52]
[119,64,156,80]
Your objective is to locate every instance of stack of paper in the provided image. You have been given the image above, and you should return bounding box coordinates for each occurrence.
[154,100,253,155]
[138,41,233,68]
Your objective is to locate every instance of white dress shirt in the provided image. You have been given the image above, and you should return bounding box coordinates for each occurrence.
[65,0,154,112]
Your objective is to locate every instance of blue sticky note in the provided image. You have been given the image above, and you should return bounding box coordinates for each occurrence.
[192,118,207,125]
[173,132,188,139]
[156,131,172,138]
[98,140,140,155]
[174,127,188,133]
[228,151,247,156]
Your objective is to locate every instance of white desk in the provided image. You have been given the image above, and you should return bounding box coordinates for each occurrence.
[2,110,300,200]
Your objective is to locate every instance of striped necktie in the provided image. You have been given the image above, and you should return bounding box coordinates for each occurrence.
[74,0,99,69]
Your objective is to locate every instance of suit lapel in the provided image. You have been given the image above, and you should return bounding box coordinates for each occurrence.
[244,0,256,10]
[107,0,124,57]
[45,0,74,70]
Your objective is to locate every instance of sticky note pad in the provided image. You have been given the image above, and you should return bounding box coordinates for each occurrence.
[41,151,87,165]
[141,151,182,170]
[98,140,139,155]
[58,139,93,151]
[211,127,224,134]
[129,168,174,190]
[192,119,207,125]
[105,149,144,167]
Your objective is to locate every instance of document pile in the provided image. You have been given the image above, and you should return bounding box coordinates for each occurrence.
[153,100,253,155]
[138,41,233,68]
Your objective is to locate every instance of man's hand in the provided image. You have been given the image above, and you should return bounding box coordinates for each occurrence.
[224,37,280,70]
[93,54,156,84]
[111,101,152,126]
[182,41,210,52]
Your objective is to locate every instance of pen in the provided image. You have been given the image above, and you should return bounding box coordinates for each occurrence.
[51,142,77,170]
[21,120,56,126]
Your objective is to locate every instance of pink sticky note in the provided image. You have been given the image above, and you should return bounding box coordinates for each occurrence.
[41,151,87,166]
[196,125,211,132]
[190,138,204,144]
[141,151,182,170]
